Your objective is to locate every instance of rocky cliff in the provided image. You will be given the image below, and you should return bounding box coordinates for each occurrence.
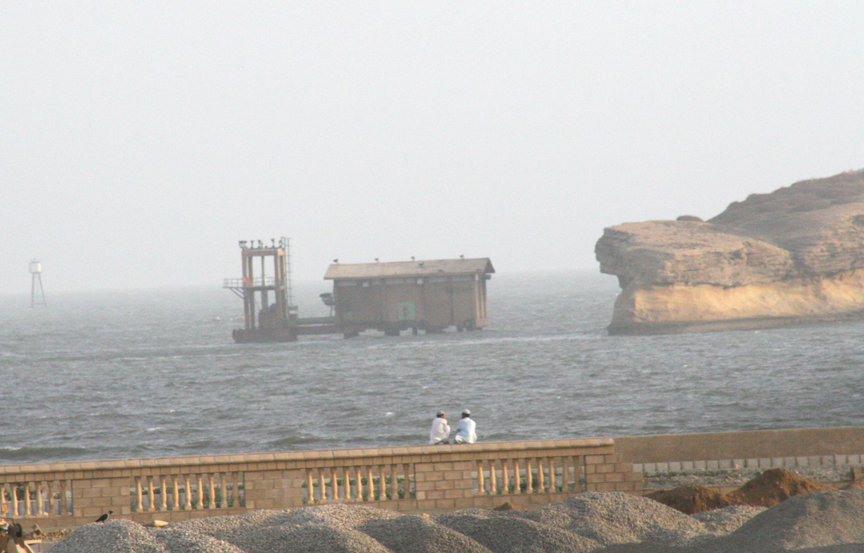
[595,168,864,334]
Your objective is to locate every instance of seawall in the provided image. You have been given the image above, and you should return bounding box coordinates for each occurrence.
[4,426,864,533]
[0,438,637,531]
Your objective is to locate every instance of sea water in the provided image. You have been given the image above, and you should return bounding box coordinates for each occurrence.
[1,270,863,464]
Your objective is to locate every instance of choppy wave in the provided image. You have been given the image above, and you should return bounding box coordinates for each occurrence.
[2,273,864,465]
[0,446,90,463]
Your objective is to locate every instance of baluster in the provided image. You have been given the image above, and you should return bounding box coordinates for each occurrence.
[24,482,32,516]
[184,475,193,510]
[208,474,216,509]
[345,467,353,502]
[527,460,534,494]
[403,463,411,499]
[159,476,167,511]
[136,477,144,512]
[318,469,326,502]
[147,476,154,512]
[366,467,374,501]
[502,460,510,494]
[549,458,557,492]
[514,460,521,495]
[477,461,485,495]
[172,476,180,510]
[36,481,44,516]
[331,468,339,501]
[377,465,386,500]
[306,470,315,504]
[538,458,546,492]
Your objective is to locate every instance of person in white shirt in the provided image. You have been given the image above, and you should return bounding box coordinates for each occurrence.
[429,411,450,444]
[454,410,477,444]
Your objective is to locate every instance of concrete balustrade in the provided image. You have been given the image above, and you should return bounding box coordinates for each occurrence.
[0,438,638,530]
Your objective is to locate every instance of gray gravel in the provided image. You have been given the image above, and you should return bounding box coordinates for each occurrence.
[45,520,167,553]
[45,490,864,553]
[691,505,767,534]
[526,492,707,547]
[435,510,601,552]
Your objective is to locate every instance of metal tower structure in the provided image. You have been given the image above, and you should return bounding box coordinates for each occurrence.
[223,237,299,342]
[29,259,46,308]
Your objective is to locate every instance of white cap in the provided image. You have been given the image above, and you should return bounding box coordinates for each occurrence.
[462,409,470,416]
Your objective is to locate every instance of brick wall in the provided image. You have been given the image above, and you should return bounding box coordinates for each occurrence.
[0,438,641,531]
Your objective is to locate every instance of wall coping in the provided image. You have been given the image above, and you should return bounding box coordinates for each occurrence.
[0,438,614,475]
[613,426,864,464]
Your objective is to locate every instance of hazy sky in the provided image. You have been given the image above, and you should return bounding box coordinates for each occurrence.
[2,2,863,294]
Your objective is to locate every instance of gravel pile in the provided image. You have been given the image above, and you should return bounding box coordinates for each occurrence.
[701,489,864,553]
[690,505,766,534]
[44,490,864,553]
[436,510,601,552]
[525,492,707,547]
[46,520,167,553]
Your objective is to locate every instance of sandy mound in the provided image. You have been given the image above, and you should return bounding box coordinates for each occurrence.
[648,485,732,514]
[44,490,864,553]
[46,519,167,553]
[691,505,767,534]
[726,468,828,508]
[152,528,245,553]
[436,510,600,553]
[357,514,494,553]
[492,501,527,511]
[227,524,390,553]
[527,492,707,547]
[703,490,864,553]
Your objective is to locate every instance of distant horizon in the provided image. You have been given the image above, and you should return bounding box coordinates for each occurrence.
[4,3,862,294]
[0,265,613,298]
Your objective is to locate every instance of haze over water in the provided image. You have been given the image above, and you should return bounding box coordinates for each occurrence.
[1,270,863,465]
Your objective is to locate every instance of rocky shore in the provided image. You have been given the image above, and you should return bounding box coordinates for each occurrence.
[595,168,864,334]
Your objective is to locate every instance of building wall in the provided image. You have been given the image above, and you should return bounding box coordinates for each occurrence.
[334,275,488,330]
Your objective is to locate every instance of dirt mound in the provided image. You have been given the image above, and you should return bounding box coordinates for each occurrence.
[647,485,732,514]
[726,468,828,508]
[492,502,526,511]
[842,478,864,490]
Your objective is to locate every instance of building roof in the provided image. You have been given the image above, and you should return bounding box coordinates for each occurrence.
[324,258,494,280]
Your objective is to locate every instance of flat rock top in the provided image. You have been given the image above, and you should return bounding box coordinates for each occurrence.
[596,169,864,287]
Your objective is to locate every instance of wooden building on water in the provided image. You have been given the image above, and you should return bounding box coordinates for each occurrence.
[324,257,494,337]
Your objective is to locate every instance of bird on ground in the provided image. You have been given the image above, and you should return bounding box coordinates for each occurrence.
[95,511,113,523]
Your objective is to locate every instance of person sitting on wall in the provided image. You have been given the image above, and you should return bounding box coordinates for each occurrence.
[429,411,450,445]
[453,409,477,444]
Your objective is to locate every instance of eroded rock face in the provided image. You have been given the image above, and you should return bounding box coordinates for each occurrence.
[595,169,864,334]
